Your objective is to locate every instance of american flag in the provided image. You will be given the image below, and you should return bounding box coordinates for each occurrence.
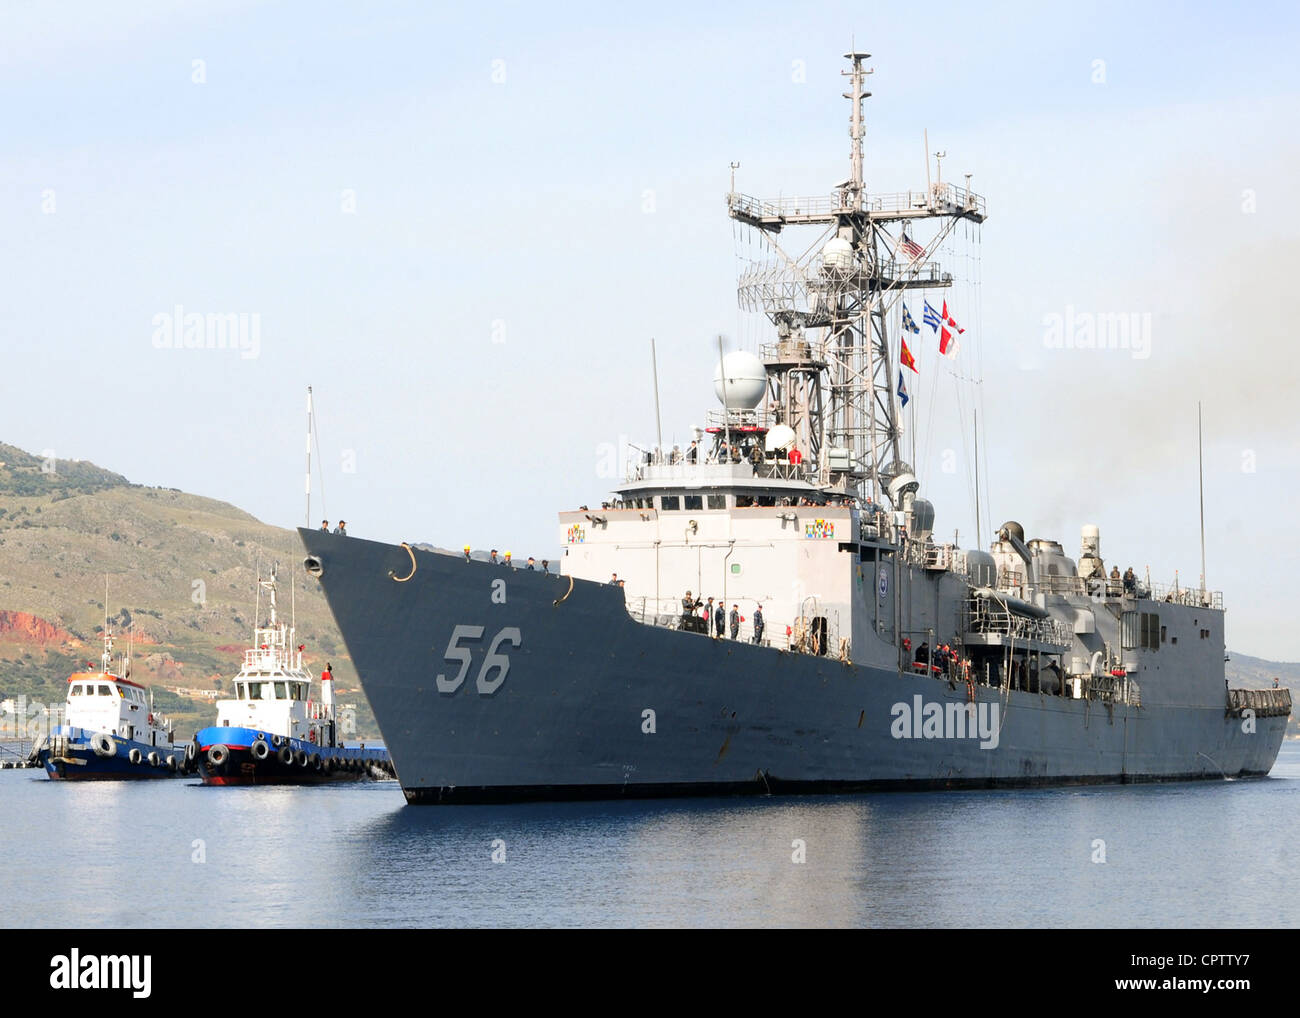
[898,232,925,261]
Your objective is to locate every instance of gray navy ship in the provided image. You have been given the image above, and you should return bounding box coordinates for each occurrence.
[299,51,1290,804]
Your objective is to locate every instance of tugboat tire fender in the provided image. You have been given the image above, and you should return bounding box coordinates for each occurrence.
[92,734,116,758]
[250,739,270,761]
[207,744,229,767]
[278,746,294,765]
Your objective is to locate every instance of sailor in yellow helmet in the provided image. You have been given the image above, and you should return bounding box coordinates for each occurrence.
[463,544,471,562]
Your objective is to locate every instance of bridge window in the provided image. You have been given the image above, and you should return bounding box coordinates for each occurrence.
[684,495,703,510]
[98,685,113,696]
[247,682,265,700]
[707,495,727,509]
[660,495,680,511]
[736,495,754,507]
[274,681,288,700]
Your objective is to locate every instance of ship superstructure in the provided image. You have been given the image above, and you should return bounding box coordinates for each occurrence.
[298,51,1289,804]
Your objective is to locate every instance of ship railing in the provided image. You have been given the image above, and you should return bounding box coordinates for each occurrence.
[760,339,828,364]
[728,191,840,221]
[965,598,1073,647]
[1146,582,1223,610]
[919,543,966,574]
[865,184,987,219]
[1036,574,1087,595]
[704,408,778,432]
[995,568,1025,596]
[243,648,289,670]
[1226,687,1292,718]
[1087,672,1142,707]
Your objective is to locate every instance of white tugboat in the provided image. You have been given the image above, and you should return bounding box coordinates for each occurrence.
[189,566,392,784]
[36,626,183,780]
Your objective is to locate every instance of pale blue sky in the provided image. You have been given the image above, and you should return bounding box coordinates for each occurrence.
[2,1,1298,657]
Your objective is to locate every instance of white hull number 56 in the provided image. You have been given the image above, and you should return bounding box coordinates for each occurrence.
[435,625,523,695]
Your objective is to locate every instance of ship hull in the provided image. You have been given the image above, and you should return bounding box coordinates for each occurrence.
[299,531,1288,804]
[192,726,393,786]
[40,728,184,781]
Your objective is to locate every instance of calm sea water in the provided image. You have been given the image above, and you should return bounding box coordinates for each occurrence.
[3,743,1298,928]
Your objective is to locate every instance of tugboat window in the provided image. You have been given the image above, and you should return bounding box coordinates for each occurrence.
[707,495,727,509]
[660,496,680,511]
[275,682,288,700]
[684,495,703,510]
[98,685,112,696]
[70,685,82,696]
[247,682,265,700]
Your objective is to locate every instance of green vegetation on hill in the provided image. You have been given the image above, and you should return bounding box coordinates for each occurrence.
[0,443,129,499]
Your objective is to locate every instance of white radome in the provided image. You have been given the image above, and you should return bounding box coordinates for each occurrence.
[821,236,854,271]
[713,351,767,410]
[765,423,797,452]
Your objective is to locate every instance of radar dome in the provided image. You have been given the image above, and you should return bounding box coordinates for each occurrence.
[713,351,767,410]
[765,423,797,453]
[822,236,854,271]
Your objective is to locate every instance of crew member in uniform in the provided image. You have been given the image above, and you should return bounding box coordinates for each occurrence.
[729,605,740,640]
[714,602,726,639]
[752,604,764,644]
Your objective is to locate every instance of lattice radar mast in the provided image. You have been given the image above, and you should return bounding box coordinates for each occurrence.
[727,50,987,510]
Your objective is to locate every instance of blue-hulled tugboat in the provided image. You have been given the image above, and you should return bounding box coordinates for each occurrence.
[37,628,184,780]
[189,566,393,785]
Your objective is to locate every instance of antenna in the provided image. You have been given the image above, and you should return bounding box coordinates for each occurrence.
[305,386,314,528]
[923,129,932,200]
[729,161,739,196]
[1198,401,1206,593]
[716,335,731,455]
[651,339,664,465]
[934,149,947,186]
[973,409,981,550]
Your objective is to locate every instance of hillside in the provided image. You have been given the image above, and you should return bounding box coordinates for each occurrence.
[0,443,377,738]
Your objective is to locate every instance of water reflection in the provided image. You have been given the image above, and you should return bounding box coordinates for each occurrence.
[2,751,1298,928]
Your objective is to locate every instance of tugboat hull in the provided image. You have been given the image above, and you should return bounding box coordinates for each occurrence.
[192,726,392,785]
[39,728,184,781]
